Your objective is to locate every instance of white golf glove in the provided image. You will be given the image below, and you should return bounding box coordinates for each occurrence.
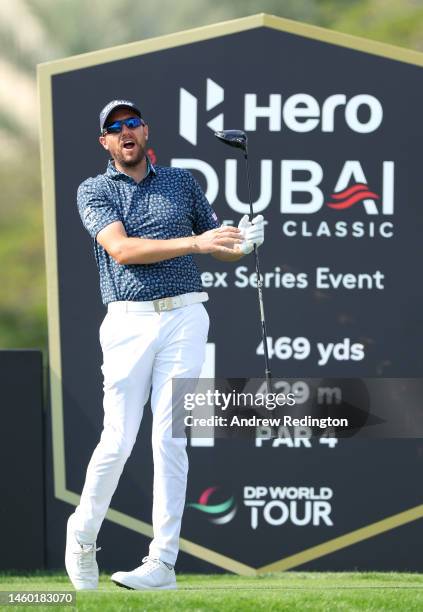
[237,214,265,254]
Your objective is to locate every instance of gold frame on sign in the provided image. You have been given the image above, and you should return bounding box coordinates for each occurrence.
[38,13,423,575]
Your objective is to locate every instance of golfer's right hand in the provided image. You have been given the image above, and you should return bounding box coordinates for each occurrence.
[194,225,242,254]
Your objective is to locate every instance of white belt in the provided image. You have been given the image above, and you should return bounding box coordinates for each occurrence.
[107,292,209,314]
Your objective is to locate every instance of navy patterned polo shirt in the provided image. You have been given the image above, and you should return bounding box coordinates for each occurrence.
[77,159,220,304]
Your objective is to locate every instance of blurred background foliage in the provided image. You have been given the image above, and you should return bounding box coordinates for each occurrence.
[1,0,423,354]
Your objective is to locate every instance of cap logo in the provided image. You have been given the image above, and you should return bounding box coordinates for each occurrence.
[102,99,134,116]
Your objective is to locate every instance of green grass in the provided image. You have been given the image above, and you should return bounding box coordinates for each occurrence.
[1,572,423,611]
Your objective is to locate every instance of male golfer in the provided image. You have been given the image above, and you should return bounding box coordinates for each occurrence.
[65,99,265,590]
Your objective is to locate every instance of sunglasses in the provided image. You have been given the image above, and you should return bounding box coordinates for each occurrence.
[103,116,145,134]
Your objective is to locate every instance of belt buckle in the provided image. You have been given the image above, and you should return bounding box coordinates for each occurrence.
[154,297,174,313]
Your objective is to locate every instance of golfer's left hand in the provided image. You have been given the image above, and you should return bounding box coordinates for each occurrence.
[238,214,265,254]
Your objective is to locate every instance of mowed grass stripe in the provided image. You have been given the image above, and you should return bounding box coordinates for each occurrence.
[1,573,423,611]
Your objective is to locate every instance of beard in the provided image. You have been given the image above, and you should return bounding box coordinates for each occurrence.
[114,144,146,168]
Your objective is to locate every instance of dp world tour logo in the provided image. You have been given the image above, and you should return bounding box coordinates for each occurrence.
[187,486,237,525]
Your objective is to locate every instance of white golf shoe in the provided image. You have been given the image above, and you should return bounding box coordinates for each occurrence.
[65,514,100,590]
[111,556,177,590]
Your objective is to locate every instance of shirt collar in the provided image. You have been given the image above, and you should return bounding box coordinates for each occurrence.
[106,156,157,180]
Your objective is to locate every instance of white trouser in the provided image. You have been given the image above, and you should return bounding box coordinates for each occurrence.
[72,301,209,565]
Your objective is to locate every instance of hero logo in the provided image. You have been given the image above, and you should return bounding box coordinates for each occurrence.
[179,79,383,143]
[174,82,394,238]
[244,486,333,529]
[179,79,224,145]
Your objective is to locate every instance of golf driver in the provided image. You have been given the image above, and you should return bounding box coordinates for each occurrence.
[214,129,272,393]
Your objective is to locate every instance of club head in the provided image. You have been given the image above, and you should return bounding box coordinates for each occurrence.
[214,129,248,152]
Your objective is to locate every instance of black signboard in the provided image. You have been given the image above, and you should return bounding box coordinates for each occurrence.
[39,14,423,572]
